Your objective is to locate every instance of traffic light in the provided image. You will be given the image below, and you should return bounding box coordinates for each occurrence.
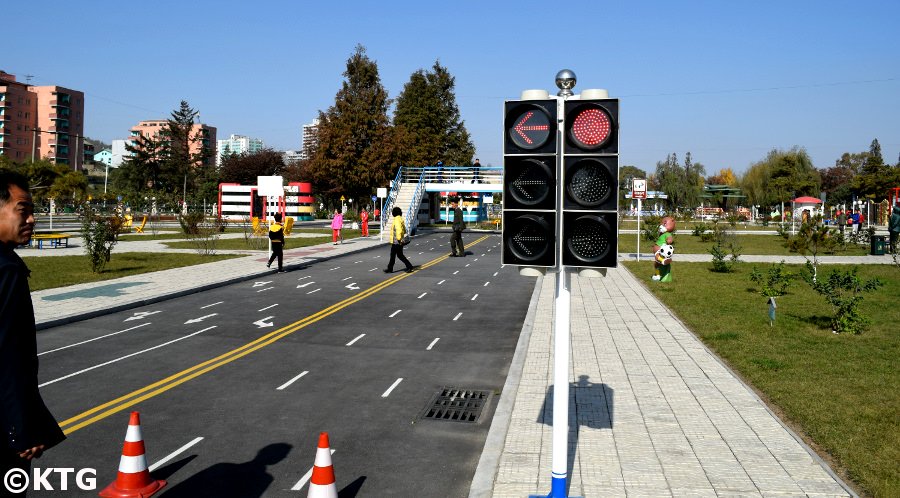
[561,98,619,268]
[502,99,557,267]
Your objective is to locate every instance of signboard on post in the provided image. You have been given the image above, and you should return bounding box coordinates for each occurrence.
[632,178,647,199]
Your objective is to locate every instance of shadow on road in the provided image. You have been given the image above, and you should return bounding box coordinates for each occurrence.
[539,375,614,495]
[158,442,291,497]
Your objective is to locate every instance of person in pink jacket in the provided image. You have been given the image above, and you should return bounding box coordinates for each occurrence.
[331,209,343,244]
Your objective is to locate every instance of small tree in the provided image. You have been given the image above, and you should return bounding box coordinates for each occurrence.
[786,215,836,282]
[709,224,741,272]
[750,260,796,299]
[804,263,883,334]
[81,204,121,273]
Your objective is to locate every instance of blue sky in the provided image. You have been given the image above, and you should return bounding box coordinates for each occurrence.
[6,0,899,177]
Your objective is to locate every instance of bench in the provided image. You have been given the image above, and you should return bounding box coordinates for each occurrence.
[30,233,71,249]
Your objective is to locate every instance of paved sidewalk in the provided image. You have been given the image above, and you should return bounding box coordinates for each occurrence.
[472,268,855,497]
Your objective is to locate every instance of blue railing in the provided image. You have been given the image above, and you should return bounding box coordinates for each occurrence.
[405,169,426,235]
[381,167,403,232]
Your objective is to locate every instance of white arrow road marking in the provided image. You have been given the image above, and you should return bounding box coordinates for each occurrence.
[290,449,336,491]
[258,304,278,312]
[346,334,365,346]
[307,288,321,294]
[427,338,440,350]
[382,378,403,397]
[354,260,363,264]
[124,311,161,322]
[277,371,308,391]
[389,310,402,318]
[417,292,427,299]
[253,316,275,328]
[149,437,204,472]
[256,287,274,293]
[345,282,360,290]
[39,323,151,356]
[453,312,463,321]
[184,313,218,324]
[471,294,479,301]
[296,281,315,288]
[369,268,378,272]
[252,281,273,287]
[200,301,223,309]
[328,266,340,271]
[40,326,216,387]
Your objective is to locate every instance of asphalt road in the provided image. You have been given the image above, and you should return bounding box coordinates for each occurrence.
[33,233,535,497]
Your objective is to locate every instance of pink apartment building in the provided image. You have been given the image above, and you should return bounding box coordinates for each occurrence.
[0,70,85,168]
[129,119,217,166]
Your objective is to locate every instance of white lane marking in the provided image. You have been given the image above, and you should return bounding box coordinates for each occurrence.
[417,292,427,299]
[501,264,506,269]
[200,302,223,309]
[382,378,403,397]
[471,294,479,301]
[252,281,273,287]
[453,270,459,275]
[346,334,366,346]
[39,323,151,356]
[297,281,315,288]
[39,327,216,387]
[389,310,402,318]
[307,288,321,294]
[290,449,336,491]
[481,254,485,257]
[297,275,312,281]
[493,272,498,277]
[277,371,309,390]
[149,437,204,472]
[354,260,363,264]
[437,279,446,285]
[465,264,470,267]
[374,255,381,258]
[184,313,218,324]
[474,259,479,262]
[484,282,490,287]
[258,304,278,312]
[453,312,463,321]
[328,266,340,271]
[253,316,275,328]
[418,252,424,255]
[426,338,440,350]
[124,310,161,322]
[342,276,352,281]
[369,267,378,272]
[345,282,360,290]
[256,287,274,293]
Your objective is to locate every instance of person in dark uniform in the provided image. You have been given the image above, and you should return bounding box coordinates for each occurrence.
[449,199,466,257]
[266,213,286,272]
[0,171,65,493]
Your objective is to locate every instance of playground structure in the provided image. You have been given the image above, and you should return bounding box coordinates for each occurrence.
[217,182,315,222]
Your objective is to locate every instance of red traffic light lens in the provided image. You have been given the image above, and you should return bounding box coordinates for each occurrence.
[569,107,611,149]
[508,108,551,150]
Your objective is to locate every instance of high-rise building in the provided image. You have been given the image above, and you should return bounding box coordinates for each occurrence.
[0,70,85,168]
[129,119,217,167]
[300,118,319,160]
[216,134,264,167]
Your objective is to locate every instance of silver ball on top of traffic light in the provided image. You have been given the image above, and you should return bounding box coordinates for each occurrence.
[561,96,619,269]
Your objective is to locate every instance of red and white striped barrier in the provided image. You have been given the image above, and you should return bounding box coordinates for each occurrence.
[99,411,167,498]
[308,432,337,498]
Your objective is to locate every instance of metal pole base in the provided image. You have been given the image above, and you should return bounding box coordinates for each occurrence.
[527,476,584,498]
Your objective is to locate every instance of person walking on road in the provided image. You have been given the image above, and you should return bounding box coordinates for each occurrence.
[360,208,369,237]
[266,213,285,272]
[889,203,900,254]
[384,206,414,274]
[0,171,66,490]
[331,209,343,244]
[449,199,466,257]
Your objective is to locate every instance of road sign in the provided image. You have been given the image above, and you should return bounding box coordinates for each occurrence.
[371,195,377,203]
[633,178,647,199]
[340,195,345,201]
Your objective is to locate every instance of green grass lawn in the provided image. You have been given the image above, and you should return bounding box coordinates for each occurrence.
[161,231,364,251]
[23,253,242,291]
[622,260,899,497]
[619,233,871,256]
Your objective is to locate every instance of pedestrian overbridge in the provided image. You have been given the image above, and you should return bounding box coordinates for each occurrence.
[381,165,501,235]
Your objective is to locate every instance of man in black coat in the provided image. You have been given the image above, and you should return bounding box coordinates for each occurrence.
[0,171,65,491]
[449,199,466,257]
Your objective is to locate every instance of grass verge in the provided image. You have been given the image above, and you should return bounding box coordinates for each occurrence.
[622,260,899,497]
[162,235,344,250]
[619,233,870,256]
[23,253,242,291]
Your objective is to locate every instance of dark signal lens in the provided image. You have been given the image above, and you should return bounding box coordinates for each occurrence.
[507,214,553,263]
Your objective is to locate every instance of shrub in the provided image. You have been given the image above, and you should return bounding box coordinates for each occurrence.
[178,212,206,235]
[692,222,711,237]
[81,204,122,273]
[804,264,883,334]
[749,261,796,298]
[709,224,741,273]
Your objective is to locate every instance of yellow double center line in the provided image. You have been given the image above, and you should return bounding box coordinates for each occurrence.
[59,235,491,435]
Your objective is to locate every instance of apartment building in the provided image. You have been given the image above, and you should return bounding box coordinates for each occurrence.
[129,119,217,166]
[0,70,85,168]
[300,118,319,160]
[216,134,264,167]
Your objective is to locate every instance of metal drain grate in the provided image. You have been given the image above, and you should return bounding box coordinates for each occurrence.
[420,387,491,423]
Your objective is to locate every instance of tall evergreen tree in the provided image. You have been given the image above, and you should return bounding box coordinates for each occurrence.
[308,45,398,202]
[394,61,475,166]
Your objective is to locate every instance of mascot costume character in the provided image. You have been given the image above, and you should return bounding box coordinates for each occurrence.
[652,216,676,282]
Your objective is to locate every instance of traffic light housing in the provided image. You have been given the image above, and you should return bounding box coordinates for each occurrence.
[561,98,619,268]
[502,99,557,267]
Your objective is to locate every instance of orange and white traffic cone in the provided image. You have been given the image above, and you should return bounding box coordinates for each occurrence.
[307,432,337,498]
[99,411,167,498]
